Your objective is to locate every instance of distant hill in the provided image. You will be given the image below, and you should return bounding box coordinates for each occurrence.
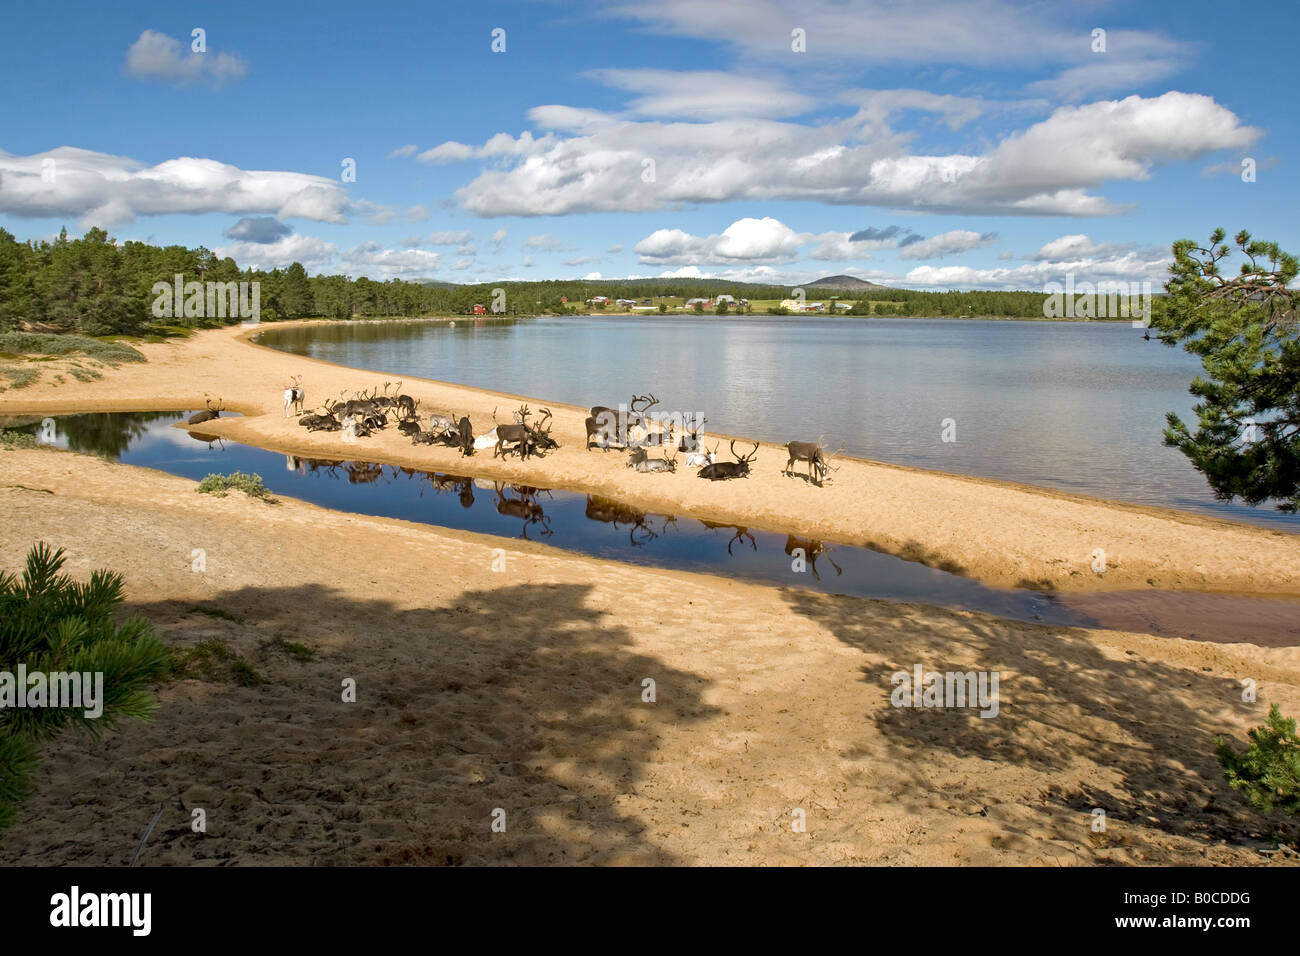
[805,275,893,291]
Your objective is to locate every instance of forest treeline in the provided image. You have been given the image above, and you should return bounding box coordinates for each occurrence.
[1,226,1076,335]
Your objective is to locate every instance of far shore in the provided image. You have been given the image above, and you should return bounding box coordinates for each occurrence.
[0,321,1296,595]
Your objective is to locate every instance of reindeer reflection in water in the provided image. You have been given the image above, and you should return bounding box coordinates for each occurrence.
[495,483,553,539]
[584,495,676,546]
[783,534,842,581]
[699,519,757,555]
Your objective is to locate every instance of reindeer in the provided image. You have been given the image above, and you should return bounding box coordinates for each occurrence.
[589,393,658,447]
[683,440,718,469]
[698,441,758,480]
[700,519,757,555]
[187,397,224,426]
[783,534,843,581]
[283,375,305,417]
[784,438,843,486]
[493,405,552,459]
[627,445,678,473]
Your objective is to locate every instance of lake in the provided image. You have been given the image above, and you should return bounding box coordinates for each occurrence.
[259,315,1297,530]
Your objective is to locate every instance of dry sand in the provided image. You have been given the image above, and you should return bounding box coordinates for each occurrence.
[0,321,1298,866]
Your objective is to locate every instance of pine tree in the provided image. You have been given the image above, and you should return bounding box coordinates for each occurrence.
[1151,229,1300,512]
[0,543,170,830]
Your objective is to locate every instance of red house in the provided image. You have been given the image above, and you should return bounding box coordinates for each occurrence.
[471,304,487,315]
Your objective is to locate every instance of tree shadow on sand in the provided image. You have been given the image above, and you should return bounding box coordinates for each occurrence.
[784,590,1299,852]
[5,582,717,866]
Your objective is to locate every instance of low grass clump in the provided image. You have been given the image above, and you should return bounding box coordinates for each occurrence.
[0,366,40,390]
[188,604,242,623]
[196,472,277,503]
[170,640,262,686]
[0,430,39,449]
[271,637,316,661]
[0,332,145,365]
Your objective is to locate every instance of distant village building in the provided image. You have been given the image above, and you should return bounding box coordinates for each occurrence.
[587,296,609,305]
[685,297,710,307]
[471,304,487,315]
[615,298,637,307]
[640,298,653,306]
[715,294,736,305]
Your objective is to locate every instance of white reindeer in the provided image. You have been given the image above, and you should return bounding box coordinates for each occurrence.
[283,374,305,417]
[341,413,359,444]
[472,427,499,451]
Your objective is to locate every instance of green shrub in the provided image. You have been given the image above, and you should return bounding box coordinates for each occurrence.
[0,430,39,449]
[0,333,144,365]
[196,472,277,502]
[0,543,170,830]
[1216,705,1300,817]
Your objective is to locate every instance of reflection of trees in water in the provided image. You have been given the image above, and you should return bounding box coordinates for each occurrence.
[258,317,522,356]
[1,411,184,459]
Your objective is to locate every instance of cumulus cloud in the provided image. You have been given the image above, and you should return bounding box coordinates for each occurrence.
[0,147,352,228]
[432,91,1255,218]
[427,230,475,245]
[523,232,572,251]
[896,229,998,260]
[222,216,292,244]
[387,145,418,159]
[214,234,338,271]
[125,30,248,87]
[635,217,804,265]
[564,255,599,266]
[1029,234,1164,261]
[489,228,508,246]
[338,242,442,279]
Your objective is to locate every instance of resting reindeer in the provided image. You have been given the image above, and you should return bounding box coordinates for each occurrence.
[627,446,677,473]
[283,375,305,417]
[188,397,224,426]
[698,441,758,481]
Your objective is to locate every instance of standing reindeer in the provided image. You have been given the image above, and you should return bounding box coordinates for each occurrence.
[283,375,305,417]
[783,439,843,486]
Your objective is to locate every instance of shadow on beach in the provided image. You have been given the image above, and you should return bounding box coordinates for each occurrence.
[783,589,1299,855]
[0,582,717,866]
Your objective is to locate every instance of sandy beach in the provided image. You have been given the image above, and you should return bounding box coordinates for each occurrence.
[1,322,1298,866]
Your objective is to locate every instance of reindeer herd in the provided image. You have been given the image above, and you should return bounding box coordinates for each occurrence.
[280,376,842,486]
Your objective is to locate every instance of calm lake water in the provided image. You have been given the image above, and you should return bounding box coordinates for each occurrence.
[259,315,1297,531]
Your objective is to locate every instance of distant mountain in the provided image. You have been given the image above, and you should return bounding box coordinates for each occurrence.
[805,275,893,291]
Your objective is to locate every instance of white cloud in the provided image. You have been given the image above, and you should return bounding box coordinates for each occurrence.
[523,232,572,251]
[635,217,804,265]
[427,230,474,245]
[125,30,248,87]
[586,69,815,119]
[896,229,997,260]
[0,147,352,228]
[489,228,508,246]
[435,92,1255,218]
[215,234,338,270]
[564,255,599,266]
[339,242,442,279]
[388,145,418,159]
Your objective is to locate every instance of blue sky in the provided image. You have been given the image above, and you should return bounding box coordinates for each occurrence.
[1,0,1295,289]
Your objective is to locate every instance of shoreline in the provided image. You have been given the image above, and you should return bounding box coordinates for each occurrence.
[1,320,1296,594]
